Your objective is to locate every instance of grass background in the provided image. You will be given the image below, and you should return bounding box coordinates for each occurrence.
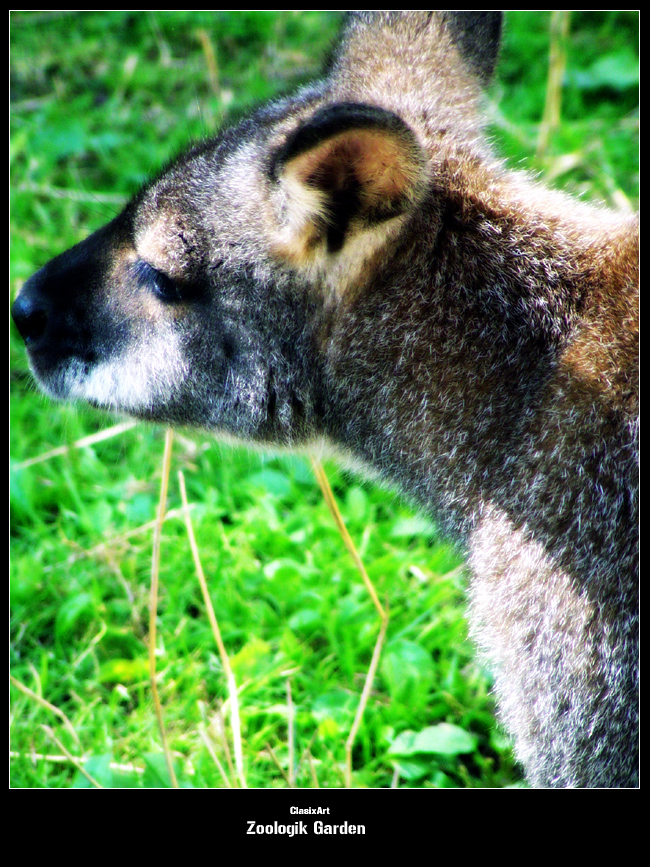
[10,11,638,790]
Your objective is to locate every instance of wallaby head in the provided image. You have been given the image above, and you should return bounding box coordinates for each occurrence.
[12,12,638,787]
[10,12,498,442]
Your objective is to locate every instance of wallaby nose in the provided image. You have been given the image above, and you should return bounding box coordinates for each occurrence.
[11,282,48,345]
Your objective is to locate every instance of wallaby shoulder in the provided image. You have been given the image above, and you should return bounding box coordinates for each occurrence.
[11,11,638,788]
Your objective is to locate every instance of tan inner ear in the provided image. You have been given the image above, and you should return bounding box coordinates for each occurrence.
[272,122,425,278]
[285,127,421,210]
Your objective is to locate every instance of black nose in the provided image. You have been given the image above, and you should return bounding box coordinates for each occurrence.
[12,279,48,345]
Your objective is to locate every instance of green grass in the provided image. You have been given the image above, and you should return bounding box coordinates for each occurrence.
[10,11,638,789]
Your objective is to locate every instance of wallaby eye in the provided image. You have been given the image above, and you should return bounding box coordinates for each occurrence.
[134,260,182,302]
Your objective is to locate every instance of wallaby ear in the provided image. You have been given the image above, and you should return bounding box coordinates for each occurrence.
[270,103,426,256]
[442,11,502,85]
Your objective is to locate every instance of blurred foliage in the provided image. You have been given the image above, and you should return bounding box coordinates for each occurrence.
[10,11,637,789]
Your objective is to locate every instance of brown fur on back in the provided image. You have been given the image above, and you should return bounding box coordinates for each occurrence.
[12,12,638,787]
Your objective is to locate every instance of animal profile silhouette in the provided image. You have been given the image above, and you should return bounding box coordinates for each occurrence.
[12,12,638,787]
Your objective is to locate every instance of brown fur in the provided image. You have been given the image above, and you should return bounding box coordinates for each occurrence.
[12,12,638,786]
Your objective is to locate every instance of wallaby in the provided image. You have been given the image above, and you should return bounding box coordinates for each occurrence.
[12,12,638,787]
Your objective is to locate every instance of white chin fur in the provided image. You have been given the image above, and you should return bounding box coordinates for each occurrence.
[63,327,188,412]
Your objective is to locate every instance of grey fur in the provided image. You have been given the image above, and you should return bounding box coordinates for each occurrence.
[12,11,638,787]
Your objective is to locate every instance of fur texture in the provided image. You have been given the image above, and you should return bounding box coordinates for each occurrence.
[12,12,638,787]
